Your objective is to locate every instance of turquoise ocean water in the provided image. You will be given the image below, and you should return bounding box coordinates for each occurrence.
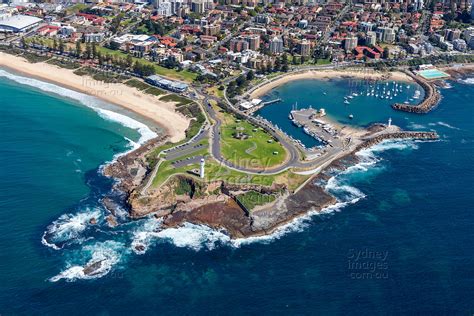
[0,68,473,314]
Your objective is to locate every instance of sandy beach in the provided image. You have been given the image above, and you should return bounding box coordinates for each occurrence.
[250,69,412,99]
[0,52,190,142]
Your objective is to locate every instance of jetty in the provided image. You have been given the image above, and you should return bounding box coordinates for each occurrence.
[262,98,282,105]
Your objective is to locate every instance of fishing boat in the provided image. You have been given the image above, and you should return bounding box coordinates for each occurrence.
[349,114,354,119]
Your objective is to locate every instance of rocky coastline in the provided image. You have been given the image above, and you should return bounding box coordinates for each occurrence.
[102,126,439,240]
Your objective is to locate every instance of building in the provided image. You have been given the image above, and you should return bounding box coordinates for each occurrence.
[255,14,271,25]
[452,39,467,51]
[245,34,260,51]
[298,39,311,56]
[344,35,358,52]
[230,38,249,52]
[157,2,172,17]
[445,29,461,41]
[145,75,188,93]
[203,24,219,36]
[84,33,105,43]
[0,14,42,33]
[365,31,377,46]
[377,27,396,43]
[269,36,284,54]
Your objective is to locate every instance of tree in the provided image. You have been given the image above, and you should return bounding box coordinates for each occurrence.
[109,41,120,50]
[53,39,58,51]
[92,42,97,59]
[85,43,92,59]
[75,41,82,58]
[236,74,246,87]
[97,51,104,65]
[274,57,281,72]
[20,37,27,49]
[246,70,255,81]
[126,54,133,68]
[58,40,65,54]
[383,47,390,59]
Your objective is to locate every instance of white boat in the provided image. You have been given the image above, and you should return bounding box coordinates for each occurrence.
[413,90,421,99]
[344,100,350,104]
[349,114,354,119]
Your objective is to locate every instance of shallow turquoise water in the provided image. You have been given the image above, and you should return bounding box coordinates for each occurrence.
[0,70,473,314]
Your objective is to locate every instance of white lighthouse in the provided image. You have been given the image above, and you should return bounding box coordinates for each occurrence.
[388,117,392,127]
[199,158,205,179]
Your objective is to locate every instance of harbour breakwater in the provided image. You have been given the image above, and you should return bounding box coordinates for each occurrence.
[392,72,441,114]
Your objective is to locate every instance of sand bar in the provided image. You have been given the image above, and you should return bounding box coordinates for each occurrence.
[0,52,190,142]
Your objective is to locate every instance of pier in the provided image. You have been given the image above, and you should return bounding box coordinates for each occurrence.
[262,98,282,105]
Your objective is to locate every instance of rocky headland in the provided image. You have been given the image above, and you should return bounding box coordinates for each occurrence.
[102,125,439,240]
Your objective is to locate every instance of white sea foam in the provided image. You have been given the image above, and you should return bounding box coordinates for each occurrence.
[432,121,461,130]
[0,69,157,150]
[407,122,427,130]
[131,218,231,252]
[459,77,474,85]
[126,138,422,250]
[50,240,125,282]
[41,208,101,250]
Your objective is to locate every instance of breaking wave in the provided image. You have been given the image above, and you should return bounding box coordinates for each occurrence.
[46,137,422,281]
[458,77,474,85]
[42,208,101,250]
[0,69,156,150]
[50,240,127,282]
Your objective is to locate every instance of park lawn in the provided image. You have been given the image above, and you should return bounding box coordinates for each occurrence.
[236,191,276,211]
[273,169,310,192]
[207,86,225,98]
[161,94,193,106]
[217,109,287,169]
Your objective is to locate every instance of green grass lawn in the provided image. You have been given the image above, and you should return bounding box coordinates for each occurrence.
[47,58,81,69]
[216,107,287,169]
[236,191,276,211]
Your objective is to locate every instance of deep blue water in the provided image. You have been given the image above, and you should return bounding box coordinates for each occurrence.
[0,69,473,314]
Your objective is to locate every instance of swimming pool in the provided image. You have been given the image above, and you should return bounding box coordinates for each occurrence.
[418,69,450,80]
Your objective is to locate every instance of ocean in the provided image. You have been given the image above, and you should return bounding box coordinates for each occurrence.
[0,68,473,314]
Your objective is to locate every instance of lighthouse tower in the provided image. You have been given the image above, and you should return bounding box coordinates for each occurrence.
[388,117,392,127]
[199,158,205,179]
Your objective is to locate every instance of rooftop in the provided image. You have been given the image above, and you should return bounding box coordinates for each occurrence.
[0,14,42,30]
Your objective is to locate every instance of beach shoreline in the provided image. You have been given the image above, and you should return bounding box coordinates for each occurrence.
[249,69,413,99]
[0,52,190,142]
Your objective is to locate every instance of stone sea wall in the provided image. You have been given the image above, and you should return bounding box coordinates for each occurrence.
[392,72,441,114]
